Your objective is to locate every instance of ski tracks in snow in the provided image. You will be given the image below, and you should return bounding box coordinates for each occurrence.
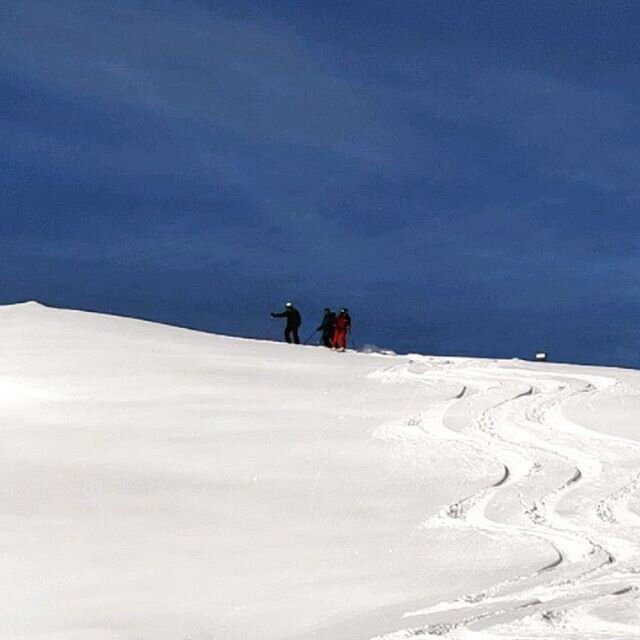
[370,358,640,640]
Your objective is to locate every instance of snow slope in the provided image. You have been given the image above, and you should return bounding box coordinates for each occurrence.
[1,302,639,639]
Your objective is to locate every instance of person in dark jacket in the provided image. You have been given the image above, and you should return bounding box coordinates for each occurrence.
[332,308,351,351]
[271,302,302,344]
[317,308,336,348]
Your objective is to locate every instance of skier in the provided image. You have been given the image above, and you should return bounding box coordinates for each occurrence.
[270,302,302,344]
[332,308,351,351]
[316,308,336,348]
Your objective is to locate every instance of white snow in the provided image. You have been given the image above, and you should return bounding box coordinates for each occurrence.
[1,302,640,639]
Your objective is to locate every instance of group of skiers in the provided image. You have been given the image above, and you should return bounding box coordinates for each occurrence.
[270,303,352,351]
[316,307,351,350]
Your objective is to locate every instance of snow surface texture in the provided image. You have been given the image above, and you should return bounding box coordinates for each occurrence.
[1,302,640,639]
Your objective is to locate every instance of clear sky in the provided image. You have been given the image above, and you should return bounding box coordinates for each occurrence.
[2,0,639,366]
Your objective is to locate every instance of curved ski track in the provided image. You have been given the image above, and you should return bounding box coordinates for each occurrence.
[372,358,640,640]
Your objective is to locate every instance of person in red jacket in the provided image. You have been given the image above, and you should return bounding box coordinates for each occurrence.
[332,308,351,351]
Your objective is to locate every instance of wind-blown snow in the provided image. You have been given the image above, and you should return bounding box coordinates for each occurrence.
[1,303,640,639]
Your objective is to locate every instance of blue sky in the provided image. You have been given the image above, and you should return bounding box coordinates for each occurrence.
[2,0,640,365]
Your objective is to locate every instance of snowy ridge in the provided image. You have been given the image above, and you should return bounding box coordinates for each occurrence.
[0,304,639,639]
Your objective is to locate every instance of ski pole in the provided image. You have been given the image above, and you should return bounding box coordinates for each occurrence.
[303,329,319,345]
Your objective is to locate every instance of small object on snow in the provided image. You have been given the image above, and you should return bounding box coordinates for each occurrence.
[535,352,548,362]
